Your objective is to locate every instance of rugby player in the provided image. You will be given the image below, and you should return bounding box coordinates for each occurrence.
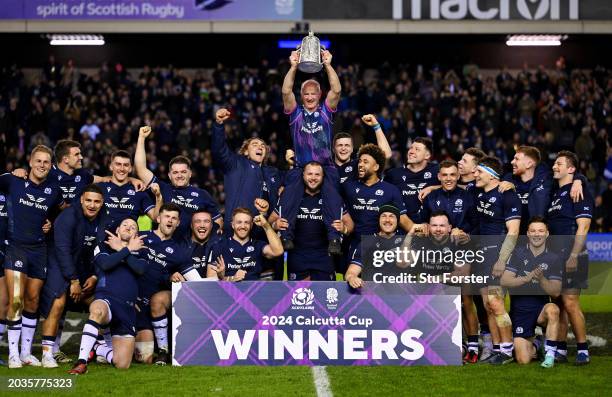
[501,217,562,368]
[0,193,7,366]
[209,208,283,282]
[211,109,280,239]
[384,137,440,221]
[134,203,193,366]
[278,49,344,255]
[0,145,65,368]
[270,162,354,281]
[68,218,147,374]
[345,205,407,287]
[135,126,222,239]
[473,156,522,365]
[39,185,105,368]
[547,151,594,365]
[333,115,393,185]
[97,150,162,229]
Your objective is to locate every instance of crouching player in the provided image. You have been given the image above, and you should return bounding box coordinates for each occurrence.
[501,217,562,368]
[68,218,147,374]
[134,204,194,366]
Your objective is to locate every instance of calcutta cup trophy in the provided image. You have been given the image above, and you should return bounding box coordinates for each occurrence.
[297,31,325,73]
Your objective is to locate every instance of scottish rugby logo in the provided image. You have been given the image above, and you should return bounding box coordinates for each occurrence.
[291,288,315,309]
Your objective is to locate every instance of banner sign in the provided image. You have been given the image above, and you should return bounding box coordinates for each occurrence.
[172,281,462,366]
[587,233,612,262]
[0,0,302,20]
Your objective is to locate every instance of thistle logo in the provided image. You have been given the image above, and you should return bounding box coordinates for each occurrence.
[291,288,315,309]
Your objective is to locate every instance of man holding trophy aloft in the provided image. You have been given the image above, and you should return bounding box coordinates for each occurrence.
[277,32,345,256]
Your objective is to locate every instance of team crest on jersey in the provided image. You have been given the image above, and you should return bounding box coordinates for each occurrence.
[540,263,548,270]
[127,189,135,196]
[318,199,323,205]
[314,111,319,117]
[375,189,384,196]
[424,172,432,179]
[0,196,4,202]
[515,327,523,334]
[345,166,353,173]
[271,177,276,183]
[455,199,463,206]
[246,246,255,253]
[75,175,81,182]
[44,187,52,194]
[165,247,174,254]
[395,237,402,245]
[191,191,199,197]
[488,197,497,203]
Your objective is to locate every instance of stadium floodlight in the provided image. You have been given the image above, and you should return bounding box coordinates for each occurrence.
[506,35,567,47]
[48,34,105,46]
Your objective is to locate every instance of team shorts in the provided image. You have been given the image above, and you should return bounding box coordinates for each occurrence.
[4,243,47,280]
[96,294,137,337]
[511,303,546,339]
[135,297,153,332]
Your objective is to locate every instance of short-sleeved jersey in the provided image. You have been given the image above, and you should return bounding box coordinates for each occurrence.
[342,179,406,237]
[384,163,440,218]
[419,187,476,231]
[337,158,358,185]
[350,233,406,281]
[151,177,221,240]
[475,187,522,236]
[287,103,335,167]
[94,244,146,303]
[547,183,593,236]
[48,166,94,204]
[506,245,562,309]
[288,192,333,273]
[97,181,155,226]
[138,231,190,299]
[210,237,267,280]
[0,173,65,244]
[186,234,221,277]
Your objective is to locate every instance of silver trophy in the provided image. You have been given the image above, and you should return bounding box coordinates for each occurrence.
[297,31,325,73]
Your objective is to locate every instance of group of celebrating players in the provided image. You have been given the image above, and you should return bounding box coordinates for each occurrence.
[0,49,593,373]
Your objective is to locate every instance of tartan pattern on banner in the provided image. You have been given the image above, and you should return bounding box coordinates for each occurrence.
[172,281,462,366]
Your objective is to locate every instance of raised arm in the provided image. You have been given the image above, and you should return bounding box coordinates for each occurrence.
[362,114,392,161]
[135,126,155,186]
[322,50,341,110]
[211,109,236,171]
[282,51,299,112]
[255,215,283,259]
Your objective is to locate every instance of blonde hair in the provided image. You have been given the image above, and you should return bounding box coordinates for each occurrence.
[238,138,270,163]
[300,79,321,94]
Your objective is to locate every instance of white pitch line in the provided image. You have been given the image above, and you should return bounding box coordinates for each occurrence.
[311,366,333,397]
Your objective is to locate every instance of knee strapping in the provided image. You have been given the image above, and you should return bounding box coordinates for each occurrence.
[134,341,154,362]
[495,313,512,328]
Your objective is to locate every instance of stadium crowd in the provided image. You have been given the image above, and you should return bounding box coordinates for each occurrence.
[0,51,610,373]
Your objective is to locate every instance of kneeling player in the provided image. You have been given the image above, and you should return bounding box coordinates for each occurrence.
[69,218,147,374]
[501,217,562,368]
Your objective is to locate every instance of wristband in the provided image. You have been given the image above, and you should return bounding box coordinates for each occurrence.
[372,123,381,130]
